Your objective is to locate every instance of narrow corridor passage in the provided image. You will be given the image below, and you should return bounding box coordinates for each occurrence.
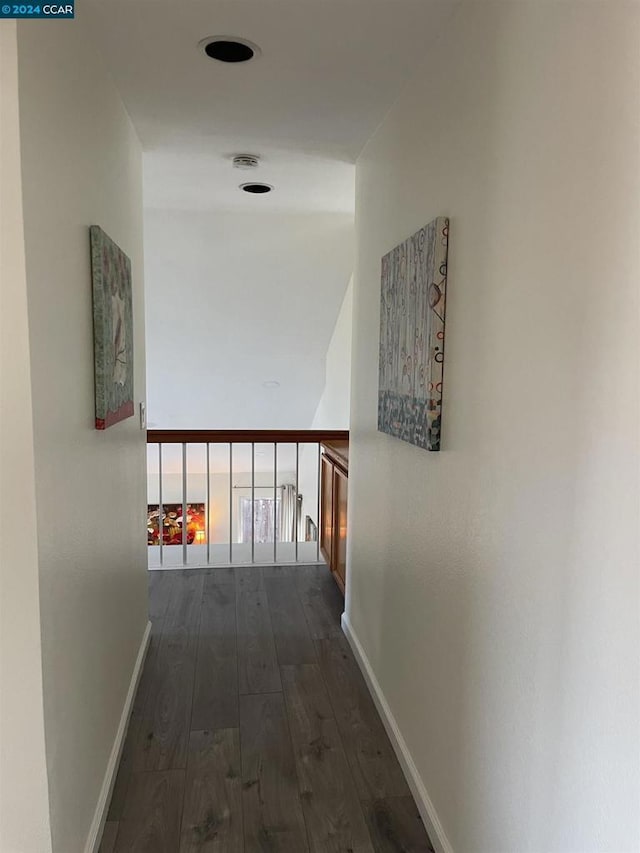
[100,566,433,852]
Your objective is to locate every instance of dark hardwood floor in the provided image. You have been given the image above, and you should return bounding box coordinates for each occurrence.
[100,565,434,853]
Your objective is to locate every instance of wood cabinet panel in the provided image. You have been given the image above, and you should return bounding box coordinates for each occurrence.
[333,466,348,592]
[320,455,334,567]
[319,442,348,596]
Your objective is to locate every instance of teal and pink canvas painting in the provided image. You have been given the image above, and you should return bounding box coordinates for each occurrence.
[378,217,450,451]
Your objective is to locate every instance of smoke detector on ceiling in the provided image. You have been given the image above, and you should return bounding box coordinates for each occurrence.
[232,154,260,170]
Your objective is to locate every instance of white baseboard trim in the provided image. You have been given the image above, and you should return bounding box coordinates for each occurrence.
[341,613,454,853]
[84,620,152,853]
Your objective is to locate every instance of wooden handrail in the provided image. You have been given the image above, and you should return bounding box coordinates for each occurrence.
[146,429,349,444]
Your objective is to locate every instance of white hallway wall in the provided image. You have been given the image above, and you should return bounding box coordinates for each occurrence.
[347,3,640,852]
[298,275,354,527]
[13,11,148,853]
[311,275,353,430]
[0,21,52,853]
[144,207,353,429]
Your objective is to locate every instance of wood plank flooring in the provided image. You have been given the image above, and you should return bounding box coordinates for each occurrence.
[101,566,434,853]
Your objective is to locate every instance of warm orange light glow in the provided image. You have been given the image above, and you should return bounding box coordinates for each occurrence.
[194,529,206,544]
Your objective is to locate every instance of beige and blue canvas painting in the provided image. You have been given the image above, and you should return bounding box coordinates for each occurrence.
[90,225,134,429]
[378,217,450,451]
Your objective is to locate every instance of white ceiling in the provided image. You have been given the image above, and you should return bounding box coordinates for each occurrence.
[143,147,355,215]
[84,0,456,161]
[83,0,455,428]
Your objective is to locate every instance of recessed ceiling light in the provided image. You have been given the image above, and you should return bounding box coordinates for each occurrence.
[199,36,261,63]
[262,380,280,388]
[241,182,273,194]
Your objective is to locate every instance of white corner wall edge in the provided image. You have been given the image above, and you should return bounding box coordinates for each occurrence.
[84,620,152,853]
[341,613,454,853]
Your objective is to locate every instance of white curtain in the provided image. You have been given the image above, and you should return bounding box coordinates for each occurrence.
[279,484,297,542]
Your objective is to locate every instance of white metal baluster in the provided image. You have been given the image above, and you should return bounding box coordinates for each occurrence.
[273,443,278,564]
[316,443,321,563]
[206,442,211,566]
[182,443,188,567]
[251,442,255,564]
[229,443,233,565]
[158,442,164,567]
[295,442,299,563]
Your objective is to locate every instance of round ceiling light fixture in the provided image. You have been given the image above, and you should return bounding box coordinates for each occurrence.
[199,36,261,63]
[240,182,273,194]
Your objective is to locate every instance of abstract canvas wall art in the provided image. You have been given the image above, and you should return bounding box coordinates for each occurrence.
[90,226,134,429]
[378,217,450,451]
